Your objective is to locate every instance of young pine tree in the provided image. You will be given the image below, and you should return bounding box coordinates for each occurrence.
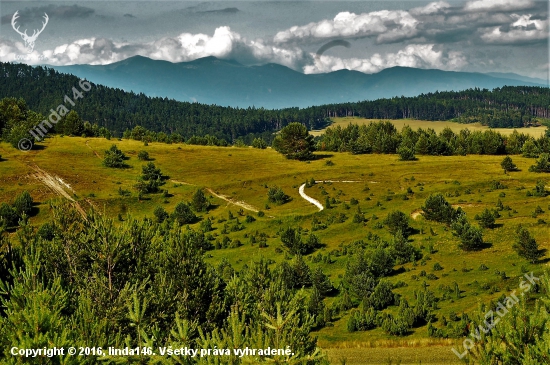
[513,225,543,263]
[500,155,517,172]
[191,188,209,212]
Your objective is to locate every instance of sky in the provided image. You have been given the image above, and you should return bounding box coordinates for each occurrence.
[0,1,548,80]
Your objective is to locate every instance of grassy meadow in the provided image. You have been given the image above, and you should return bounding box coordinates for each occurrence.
[310,117,549,138]
[1,135,549,364]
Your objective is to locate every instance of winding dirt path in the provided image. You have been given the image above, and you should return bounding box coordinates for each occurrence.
[299,180,361,211]
[85,140,102,159]
[410,209,424,220]
[170,179,263,214]
[170,179,195,186]
[205,188,261,213]
[315,180,362,183]
[299,183,324,211]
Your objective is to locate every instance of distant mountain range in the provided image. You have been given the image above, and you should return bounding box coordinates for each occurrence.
[50,56,548,109]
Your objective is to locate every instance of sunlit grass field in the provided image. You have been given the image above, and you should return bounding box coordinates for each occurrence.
[310,117,548,138]
[0,135,548,364]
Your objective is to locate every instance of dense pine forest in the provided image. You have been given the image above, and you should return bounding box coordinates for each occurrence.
[314,87,550,127]
[1,62,549,144]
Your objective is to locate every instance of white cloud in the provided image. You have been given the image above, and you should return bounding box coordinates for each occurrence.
[0,27,308,70]
[480,15,549,44]
[304,44,467,74]
[411,1,451,15]
[273,10,419,44]
[464,0,535,12]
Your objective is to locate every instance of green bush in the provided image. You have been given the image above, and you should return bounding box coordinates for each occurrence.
[477,208,496,228]
[13,190,33,217]
[251,137,267,149]
[272,122,315,160]
[102,144,127,168]
[383,210,410,236]
[171,202,197,225]
[137,150,150,161]
[421,193,457,224]
[191,189,210,212]
[268,186,291,205]
[513,225,543,263]
[153,206,169,223]
[397,145,416,161]
[368,280,395,310]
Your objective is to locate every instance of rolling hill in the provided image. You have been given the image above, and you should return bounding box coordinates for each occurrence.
[50,56,547,109]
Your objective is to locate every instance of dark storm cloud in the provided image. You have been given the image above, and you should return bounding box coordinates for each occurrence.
[274,1,548,46]
[196,8,240,15]
[1,4,94,25]
[429,27,478,44]
[409,2,548,45]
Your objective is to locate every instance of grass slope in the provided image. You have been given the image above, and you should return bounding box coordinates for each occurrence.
[310,117,548,137]
[0,136,548,364]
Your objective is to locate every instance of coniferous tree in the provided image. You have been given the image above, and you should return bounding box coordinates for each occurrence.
[311,267,333,296]
[103,144,127,168]
[383,210,410,236]
[191,189,209,212]
[422,193,457,224]
[137,150,150,161]
[533,180,549,197]
[500,156,517,172]
[153,206,168,223]
[272,122,315,160]
[458,225,484,251]
[13,191,33,217]
[513,225,543,263]
[397,145,416,161]
[251,137,267,149]
[465,272,550,364]
[172,202,197,225]
[58,110,84,136]
[280,227,306,255]
[529,153,550,173]
[477,208,496,229]
[414,134,430,155]
[267,186,290,205]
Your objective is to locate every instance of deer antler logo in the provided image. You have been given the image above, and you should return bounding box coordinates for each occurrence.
[11,11,49,53]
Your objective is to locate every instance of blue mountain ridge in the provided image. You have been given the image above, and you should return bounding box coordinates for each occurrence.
[49,55,547,109]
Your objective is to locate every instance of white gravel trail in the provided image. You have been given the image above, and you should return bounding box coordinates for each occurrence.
[299,180,362,211]
[299,183,324,211]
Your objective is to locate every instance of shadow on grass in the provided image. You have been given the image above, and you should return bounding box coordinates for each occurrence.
[474,241,494,251]
[29,144,46,151]
[312,154,335,160]
[536,249,548,264]
[30,202,41,217]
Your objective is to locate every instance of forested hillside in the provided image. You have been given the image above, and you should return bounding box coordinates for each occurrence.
[311,87,550,128]
[0,62,322,142]
[0,62,549,143]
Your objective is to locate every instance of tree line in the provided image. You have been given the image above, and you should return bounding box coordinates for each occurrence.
[318,121,550,158]
[306,86,550,127]
[1,62,548,146]
[0,62,326,143]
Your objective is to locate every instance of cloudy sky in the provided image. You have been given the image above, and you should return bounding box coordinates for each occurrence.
[0,1,548,80]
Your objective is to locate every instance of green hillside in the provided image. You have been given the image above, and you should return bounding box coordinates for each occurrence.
[0,134,548,364]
